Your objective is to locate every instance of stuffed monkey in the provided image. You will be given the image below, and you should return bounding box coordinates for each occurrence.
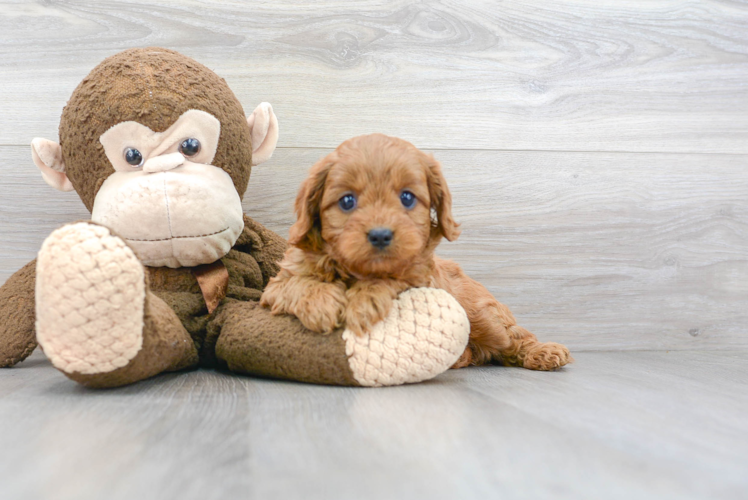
[0,48,468,388]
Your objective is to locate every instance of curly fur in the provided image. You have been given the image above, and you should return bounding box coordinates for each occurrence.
[261,134,572,370]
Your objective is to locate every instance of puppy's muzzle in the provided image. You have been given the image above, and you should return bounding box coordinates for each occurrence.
[367,227,393,250]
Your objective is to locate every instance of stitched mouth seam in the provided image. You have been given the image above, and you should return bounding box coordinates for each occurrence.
[162,173,174,256]
[125,227,230,242]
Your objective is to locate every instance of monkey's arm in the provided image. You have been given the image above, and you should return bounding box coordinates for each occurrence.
[233,214,288,286]
[0,260,37,367]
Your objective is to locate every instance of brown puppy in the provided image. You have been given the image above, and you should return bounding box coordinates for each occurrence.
[261,134,571,370]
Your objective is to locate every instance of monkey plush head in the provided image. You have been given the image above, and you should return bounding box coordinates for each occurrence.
[31,47,279,267]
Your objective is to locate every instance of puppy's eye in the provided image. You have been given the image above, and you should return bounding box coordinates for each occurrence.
[338,194,357,212]
[179,138,201,157]
[400,190,417,209]
[124,147,144,167]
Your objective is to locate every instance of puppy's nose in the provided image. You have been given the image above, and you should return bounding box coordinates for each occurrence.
[367,228,393,250]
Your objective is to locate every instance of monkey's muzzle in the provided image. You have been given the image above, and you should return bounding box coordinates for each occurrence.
[91,162,244,268]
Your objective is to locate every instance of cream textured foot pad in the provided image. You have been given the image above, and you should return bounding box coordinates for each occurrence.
[36,223,145,374]
[343,288,470,387]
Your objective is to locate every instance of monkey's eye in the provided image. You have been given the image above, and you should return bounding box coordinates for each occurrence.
[338,193,357,212]
[178,138,201,157]
[400,190,417,209]
[124,148,144,167]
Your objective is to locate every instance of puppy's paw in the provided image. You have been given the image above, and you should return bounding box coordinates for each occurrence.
[345,292,393,336]
[523,342,573,371]
[293,283,347,334]
[450,348,474,369]
[260,279,283,309]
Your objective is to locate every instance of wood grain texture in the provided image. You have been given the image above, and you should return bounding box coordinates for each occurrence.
[1,351,747,500]
[1,0,747,152]
[2,146,746,351]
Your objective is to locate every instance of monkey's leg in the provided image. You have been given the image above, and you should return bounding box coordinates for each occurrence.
[214,288,470,387]
[0,260,37,367]
[433,257,572,371]
[36,222,198,388]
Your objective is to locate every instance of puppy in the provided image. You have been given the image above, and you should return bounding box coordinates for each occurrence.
[261,134,571,370]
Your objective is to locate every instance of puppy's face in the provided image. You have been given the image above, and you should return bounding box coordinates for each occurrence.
[289,134,459,278]
[319,143,432,276]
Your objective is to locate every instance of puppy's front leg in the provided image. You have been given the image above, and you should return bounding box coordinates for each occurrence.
[261,271,347,334]
[345,280,410,336]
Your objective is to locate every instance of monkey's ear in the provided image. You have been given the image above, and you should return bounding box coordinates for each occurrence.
[31,138,74,192]
[247,102,279,166]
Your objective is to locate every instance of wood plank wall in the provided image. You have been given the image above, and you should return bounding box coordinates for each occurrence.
[1,0,746,351]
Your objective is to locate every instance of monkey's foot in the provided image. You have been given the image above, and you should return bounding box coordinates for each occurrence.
[36,222,145,375]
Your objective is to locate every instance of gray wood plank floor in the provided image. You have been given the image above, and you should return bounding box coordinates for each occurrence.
[2,351,746,500]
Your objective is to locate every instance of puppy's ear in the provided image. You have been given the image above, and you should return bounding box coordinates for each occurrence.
[288,158,333,251]
[424,154,460,242]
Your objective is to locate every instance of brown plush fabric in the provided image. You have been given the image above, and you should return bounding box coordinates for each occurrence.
[214,301,360,386]
[66,291,200,388]
[233,215,287,283]
[0,260,37,367]
[59,47,254,211]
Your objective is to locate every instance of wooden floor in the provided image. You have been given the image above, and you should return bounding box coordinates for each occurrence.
[2,351,747,500]
[1,1,747,499]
